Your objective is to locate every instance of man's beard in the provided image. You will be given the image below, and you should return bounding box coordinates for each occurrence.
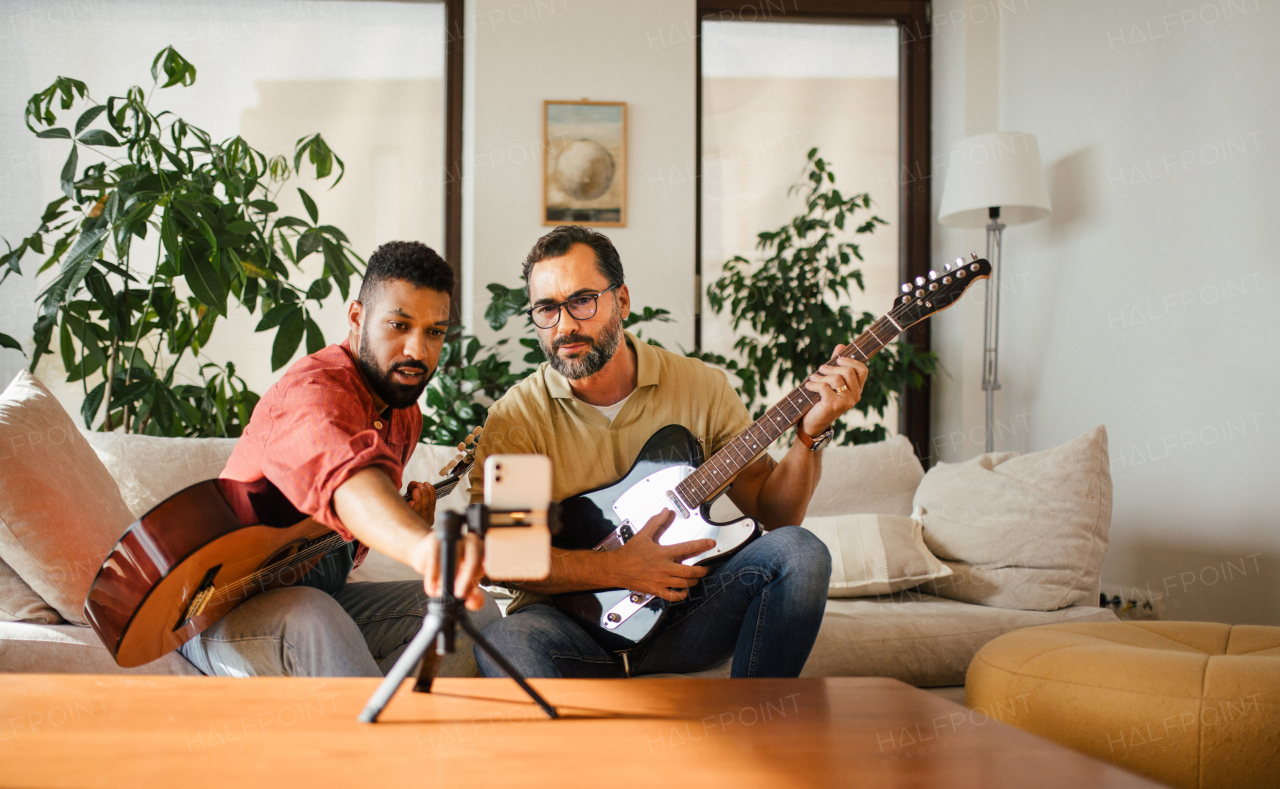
[357,325,433,409]
[540,305,624,381]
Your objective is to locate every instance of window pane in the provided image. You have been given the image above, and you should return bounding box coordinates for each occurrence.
[701,20,900,436]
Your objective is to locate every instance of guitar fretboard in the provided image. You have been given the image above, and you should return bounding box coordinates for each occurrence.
[674,310,909,508]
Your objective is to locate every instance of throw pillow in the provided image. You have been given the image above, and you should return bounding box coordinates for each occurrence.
[791,434,925,518]
[0,372,136,624]
[915,425,1111,611]
[82,430,239,518]
[803,512,952,597]
[0,557,63,624]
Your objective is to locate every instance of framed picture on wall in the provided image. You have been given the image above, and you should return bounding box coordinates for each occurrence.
[543,100,626,227]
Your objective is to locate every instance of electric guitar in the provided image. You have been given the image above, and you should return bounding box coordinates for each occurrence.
[552,258,991,651]
[84,427,482,668]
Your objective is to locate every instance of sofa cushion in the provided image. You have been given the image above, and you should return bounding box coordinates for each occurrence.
[914,425,1111,611]
[82,431,239,518]
[803,512,951,597]
[798,434,925,518]
[0,621,201,675]
[0,558,62,624]
[0,372,136,624]
[676,592,1118,685]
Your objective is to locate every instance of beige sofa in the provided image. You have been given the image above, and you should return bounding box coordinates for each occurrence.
[0,432,1116,686]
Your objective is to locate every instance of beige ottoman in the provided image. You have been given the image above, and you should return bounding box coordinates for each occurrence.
[966,622,1280,789]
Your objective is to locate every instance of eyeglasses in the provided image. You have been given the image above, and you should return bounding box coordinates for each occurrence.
[526,284,620,329]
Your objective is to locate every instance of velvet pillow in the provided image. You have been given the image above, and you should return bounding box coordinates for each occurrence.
[0,372,136,624]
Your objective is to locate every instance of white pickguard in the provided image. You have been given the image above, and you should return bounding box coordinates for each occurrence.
[609,465,756,566]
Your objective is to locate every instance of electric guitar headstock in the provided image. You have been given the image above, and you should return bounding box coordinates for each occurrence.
[893,254,992,329]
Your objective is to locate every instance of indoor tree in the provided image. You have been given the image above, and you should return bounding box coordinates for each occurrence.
[0,47,359,437]
[693,147,936,445]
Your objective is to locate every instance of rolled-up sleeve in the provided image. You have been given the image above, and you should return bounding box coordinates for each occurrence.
[258,372,404,540]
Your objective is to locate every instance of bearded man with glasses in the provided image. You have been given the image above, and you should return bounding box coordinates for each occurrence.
[467,225,870,679]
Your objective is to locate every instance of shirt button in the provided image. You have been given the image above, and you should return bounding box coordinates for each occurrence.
[374,420,384,430]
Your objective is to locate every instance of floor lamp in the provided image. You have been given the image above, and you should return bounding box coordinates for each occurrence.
[937,132,1051,452]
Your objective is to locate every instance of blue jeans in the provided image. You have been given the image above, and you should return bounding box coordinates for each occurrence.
[179,580,501,678]
[475,526,830,679]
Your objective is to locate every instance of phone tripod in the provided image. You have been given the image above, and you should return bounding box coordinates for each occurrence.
[358,507,558,722]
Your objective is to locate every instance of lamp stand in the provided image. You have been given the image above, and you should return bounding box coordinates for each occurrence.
[982,206,1005,453]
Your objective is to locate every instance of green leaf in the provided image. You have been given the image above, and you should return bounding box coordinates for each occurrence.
[297,188,318,224]
[181,247,228,316]
[249,199,278,214]
[304,314,325,355]
[77,129,120,147]
[75,105,106,134]
[81,382,105,428]
[0,332,24,356]
[271,307,305,371]
[150,46,197,88]
[306,278,332,302]
[60,144,78,199]
[36,128,72,139]
[296,231,322,261]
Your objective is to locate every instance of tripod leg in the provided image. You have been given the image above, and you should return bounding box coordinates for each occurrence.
[458,612,558,719]
[413,645,442,693]
[358,608,446,723]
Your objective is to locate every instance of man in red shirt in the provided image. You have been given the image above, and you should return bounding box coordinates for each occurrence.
[180,241,494,677]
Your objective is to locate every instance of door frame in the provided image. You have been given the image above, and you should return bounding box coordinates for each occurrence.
[695,0,934,463]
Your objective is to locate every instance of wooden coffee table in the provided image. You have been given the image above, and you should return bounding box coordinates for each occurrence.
[0,675,1161,788]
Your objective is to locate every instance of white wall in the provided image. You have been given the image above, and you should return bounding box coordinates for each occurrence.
[463,0,697,351]
[931,0,1279,624]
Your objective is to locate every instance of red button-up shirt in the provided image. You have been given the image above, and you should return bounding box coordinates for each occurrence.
[220,338,422,569]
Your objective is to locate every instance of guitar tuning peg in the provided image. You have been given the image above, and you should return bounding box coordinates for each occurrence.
[955,257,964,267]
[901,283,911,294]
[456,442,466,452]
[944,262,952,272]
[915,276,925,286]
[928,270,938,280]
[971,252,978,261]
[473,426,484,436]
[464,434,475,445]
[439,464,452,476]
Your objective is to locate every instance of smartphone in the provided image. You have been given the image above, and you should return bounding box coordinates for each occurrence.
[482,454,552,581]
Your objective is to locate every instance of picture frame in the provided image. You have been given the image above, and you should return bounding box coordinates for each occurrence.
[542,100,626,227]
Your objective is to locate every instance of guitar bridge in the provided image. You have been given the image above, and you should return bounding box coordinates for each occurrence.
[174,564,222,632]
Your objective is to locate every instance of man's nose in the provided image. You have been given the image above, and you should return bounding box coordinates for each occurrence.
[403,331,426,360]
[557,308,583,335]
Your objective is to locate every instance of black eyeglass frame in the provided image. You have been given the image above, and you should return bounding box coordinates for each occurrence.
[526,283,621,329]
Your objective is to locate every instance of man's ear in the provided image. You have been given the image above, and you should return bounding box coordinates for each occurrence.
[617,283,631,321]
[347,299,365,336]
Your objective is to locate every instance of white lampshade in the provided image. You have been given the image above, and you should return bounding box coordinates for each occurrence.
[938,132,1052,228]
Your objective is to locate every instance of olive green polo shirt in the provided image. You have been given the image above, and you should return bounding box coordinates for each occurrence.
[468,331,754,612]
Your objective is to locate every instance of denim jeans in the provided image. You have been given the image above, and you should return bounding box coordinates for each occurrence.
[178,545,500,678]
[475,525,831,679]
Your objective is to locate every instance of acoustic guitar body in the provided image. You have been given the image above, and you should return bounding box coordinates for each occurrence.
[84,479,331,668]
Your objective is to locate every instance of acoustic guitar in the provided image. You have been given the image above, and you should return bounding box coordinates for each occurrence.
[552,258,991,651]
[84,427,481,668]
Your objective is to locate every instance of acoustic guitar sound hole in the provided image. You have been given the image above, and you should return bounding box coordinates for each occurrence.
[259,540,312,586]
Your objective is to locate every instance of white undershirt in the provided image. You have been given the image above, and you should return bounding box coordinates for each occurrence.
[577,390,633,424]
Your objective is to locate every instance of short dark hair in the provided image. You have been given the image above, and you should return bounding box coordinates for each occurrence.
[358,241,454,306]
[522,225,624,295]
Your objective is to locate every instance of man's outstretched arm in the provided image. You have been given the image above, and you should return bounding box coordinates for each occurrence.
[333,467,486,610]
